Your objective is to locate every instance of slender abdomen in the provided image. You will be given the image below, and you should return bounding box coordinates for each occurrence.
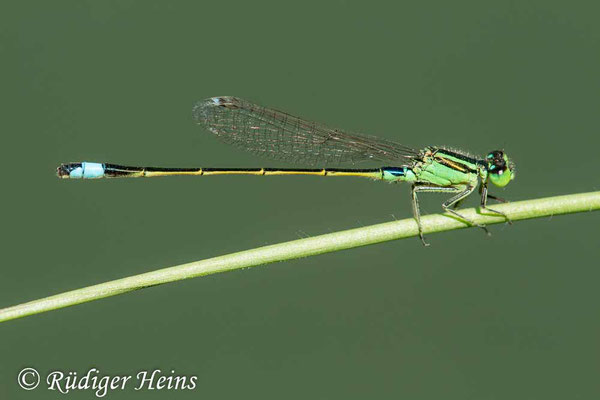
[57,162,387,180]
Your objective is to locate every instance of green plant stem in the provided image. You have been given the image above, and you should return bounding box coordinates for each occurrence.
[1,191,599,323]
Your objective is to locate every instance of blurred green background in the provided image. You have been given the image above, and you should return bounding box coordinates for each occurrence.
[2,1,599,398]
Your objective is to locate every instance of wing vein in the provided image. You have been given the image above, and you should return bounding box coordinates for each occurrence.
[192,96,420,165]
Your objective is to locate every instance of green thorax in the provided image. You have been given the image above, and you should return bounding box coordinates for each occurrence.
[413,147,484,186]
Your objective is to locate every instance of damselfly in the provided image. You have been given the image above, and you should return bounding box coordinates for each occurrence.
[57,96,515,245]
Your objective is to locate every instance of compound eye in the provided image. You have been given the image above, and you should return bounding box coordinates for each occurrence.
[487,150,507,174]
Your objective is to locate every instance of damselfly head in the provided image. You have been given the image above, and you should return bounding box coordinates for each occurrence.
[485,150,515,187]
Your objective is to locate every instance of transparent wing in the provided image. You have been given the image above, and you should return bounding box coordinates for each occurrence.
[192,96,420,165]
